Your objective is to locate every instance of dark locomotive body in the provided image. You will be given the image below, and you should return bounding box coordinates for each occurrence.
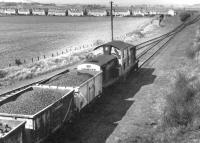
[78,40,138,88]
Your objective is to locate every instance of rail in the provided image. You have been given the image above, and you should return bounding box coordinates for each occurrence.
[136,15,200,69]
[136,15,200,50]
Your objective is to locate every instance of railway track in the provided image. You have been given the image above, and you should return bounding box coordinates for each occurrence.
[0,69,69,103]
[0,15,200,101]
[136,15,200,68]
[136,15,200,50]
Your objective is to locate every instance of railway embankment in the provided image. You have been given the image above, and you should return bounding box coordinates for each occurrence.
[106,15,200,142]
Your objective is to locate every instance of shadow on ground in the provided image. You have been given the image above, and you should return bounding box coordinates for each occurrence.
[45,67,156,143]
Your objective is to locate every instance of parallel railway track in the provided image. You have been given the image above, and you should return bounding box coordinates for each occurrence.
[136,15,200,68]
[0,15,200,100]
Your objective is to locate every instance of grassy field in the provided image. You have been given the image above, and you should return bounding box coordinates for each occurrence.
[0,16,151,68]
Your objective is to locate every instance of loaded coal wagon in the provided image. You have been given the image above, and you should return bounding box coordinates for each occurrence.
[0,119,25,143]
[40,68,102,111]
[0,86,74,143]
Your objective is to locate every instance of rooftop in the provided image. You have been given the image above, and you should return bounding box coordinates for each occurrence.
[94,40,134,51]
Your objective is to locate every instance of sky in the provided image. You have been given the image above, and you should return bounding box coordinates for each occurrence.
[1,0,200,6]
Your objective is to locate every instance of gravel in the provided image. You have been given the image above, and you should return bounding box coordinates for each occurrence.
[0,88,69,115]
[45,70,93,87]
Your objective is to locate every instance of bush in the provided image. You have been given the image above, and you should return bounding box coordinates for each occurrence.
[0,70,7,79]
[162,73,198,128]
[15,59,22,66]
[186,42,200,60]
[93,40,105,46]
[185,47,196,59]
[179,12,191,22]
[126,30,144,38]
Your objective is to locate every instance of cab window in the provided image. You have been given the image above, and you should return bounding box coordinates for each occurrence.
[111,47,121,59]
[93,47,104,55]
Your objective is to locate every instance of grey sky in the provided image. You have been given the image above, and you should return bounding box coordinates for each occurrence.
[1,0,200,6]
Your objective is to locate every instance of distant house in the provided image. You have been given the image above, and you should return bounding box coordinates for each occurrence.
[4,8,17,15]
[68,9,83,16]
[149,10,158,16]
[106,10,114,16]
[168,9,176,16]
[87,9,107,16]
[132,10,145,17]
[48,8,66,16]
[18,8,30,15]
[47,8,55,16]
[114,9,131,17]
[0,8,5,14]
[32,8,45,16]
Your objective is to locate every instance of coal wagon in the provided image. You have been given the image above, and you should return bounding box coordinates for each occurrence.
[40,69,103,111]
[0,86,74,143]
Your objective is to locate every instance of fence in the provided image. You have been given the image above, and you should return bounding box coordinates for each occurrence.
[8,44,94,67]
[6,33,132,68]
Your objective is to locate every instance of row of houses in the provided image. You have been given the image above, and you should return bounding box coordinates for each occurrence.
[0,8,176,17]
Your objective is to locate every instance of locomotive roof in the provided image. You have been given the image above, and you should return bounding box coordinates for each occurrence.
[85,54,117,67]
[94,40,134,51]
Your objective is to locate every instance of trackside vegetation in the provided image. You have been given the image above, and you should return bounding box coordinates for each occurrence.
[152,25,200,143]
[179,12,191,22]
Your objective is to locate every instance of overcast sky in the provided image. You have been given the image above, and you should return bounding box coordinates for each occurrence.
[1,0,200,6]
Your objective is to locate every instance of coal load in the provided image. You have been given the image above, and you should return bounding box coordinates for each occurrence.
[46,70,93,87]
[0,88,68,115]
[0,123,12,137]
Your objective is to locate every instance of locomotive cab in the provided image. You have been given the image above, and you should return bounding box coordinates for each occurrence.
[93,40,138,79]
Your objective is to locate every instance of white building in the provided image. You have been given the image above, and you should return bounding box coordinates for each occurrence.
[18,8,30,15]
[32,8,45,16]
[48,8,66,16]
[87,9,107,16]
[4,8,16,15]
[156,9,168,15]
[0,8,5,14]
[114,9,131,17]
[132,10,145,17]
[168,9,176,16]
[68,9,83,16]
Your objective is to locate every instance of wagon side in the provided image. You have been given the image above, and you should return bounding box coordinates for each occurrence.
[0,119,26,143]
[0,87,75,143]
[74,71,103,111]
[40,68,103,112]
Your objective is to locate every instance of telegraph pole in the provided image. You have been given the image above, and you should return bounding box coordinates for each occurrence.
[110,1,114,41]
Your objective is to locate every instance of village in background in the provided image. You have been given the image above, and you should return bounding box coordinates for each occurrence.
[0,2,179,17]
